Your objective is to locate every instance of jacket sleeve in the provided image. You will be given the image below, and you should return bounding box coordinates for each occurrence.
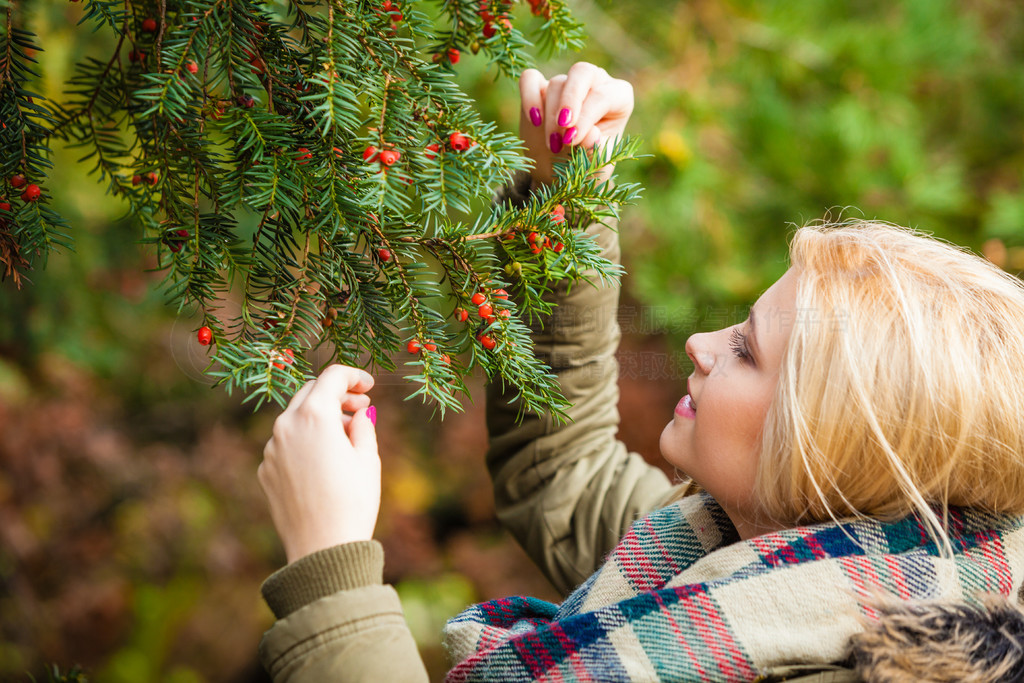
[486,179,678,596]
[258,541,429,682]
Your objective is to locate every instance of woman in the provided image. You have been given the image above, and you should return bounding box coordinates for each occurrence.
[256,63,1024,682]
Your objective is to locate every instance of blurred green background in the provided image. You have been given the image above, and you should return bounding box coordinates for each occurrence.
[2,0,1023,680]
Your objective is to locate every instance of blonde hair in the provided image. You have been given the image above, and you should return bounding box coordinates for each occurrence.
[756,220,1024,551]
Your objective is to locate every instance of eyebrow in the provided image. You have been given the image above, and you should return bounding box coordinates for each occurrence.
[747,307,762,362]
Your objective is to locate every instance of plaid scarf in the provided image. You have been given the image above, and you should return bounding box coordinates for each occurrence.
[443,493,1024,682]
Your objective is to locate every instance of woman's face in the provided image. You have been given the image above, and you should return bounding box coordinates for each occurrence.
[660,268,799,539]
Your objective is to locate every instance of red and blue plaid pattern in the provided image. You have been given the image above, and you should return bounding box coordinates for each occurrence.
[444,494,1024,682]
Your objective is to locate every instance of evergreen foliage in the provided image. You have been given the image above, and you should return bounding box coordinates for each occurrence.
[0,0,639,412]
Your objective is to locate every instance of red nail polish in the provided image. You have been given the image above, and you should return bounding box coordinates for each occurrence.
[529,107,542,127]
[557,108,571,127]
[366,405,377,425]
[549,132,563,154]
[562,127,576,145]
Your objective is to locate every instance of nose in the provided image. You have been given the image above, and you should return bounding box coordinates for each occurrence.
[685,332,716,375]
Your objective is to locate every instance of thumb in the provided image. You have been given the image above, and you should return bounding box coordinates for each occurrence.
[348,406,379,457]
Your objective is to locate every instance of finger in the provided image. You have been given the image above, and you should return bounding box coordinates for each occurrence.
[569,78,633,150]
[544,75,566,154]
[579,125,602,151]
[302,365,375,414]
[283,379,317,415]
[347,407,379,458]
[341,392,372,414]
[555,63,607,145]
[519,68,547,129]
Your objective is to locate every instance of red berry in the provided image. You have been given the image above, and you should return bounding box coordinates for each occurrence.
[482,22,496,39]
[552,203,565,216]
[20,184,40,202]
[363,145,379,163]
[185,60,199,74]
[197,326,213,346]
[296,147,313,164]
[440,353,451,365]
[407,340,422,354]
[424,143,440,160]
[270,348,294,370]
[0,202,10,211]
[423,342,437,352]
[382,0,392,9]
[240,94,255,108]
[498,309,510,318]
[141,18,157,33]
[493,288,508,299]
[527,231,540,244]
[379,149,400,166]
[449,132,471,152]
[455,308,468,322]
[553,242,564,253]
[131,174,142,186]
[168,229,189,252]
[10,175,26,188]
[447,48,460,64]
[477,303,493,318]
[479,334,496,350]
[377,248,392,262]
[145,172,158,186]
[471,292,486,305]
[128,49,145,63]
[333,146,344,158]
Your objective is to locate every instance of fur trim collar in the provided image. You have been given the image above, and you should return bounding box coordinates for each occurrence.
[850,594,1024,683]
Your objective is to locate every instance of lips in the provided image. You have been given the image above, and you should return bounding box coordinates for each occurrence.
[675,394,696,419]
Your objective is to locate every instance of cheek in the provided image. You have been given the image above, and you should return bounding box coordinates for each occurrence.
[703,378,775,443]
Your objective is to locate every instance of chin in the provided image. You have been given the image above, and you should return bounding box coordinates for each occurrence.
[658,420,682,468]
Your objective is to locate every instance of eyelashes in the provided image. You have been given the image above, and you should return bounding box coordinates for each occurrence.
[729,328,752,362]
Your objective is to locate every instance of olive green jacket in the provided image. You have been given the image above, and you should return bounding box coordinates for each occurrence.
[257,215,857,682]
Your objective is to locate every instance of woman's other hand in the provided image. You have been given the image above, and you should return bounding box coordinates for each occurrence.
[258,365,379,564]
[518,61,634,186]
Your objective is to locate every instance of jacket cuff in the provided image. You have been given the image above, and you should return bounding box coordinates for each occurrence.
[260,540,385,619]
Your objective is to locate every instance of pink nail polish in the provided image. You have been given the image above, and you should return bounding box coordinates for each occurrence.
[529,106,542,127]
[562,126,576,145]
[366,405,377,425]
[549,132,563,154]
[557,107,571,127]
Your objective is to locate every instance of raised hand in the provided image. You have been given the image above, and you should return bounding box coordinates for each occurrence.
[518,62,634,186]
[258,365,380,563]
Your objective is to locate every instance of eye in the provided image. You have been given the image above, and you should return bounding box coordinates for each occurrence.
[729,328,752,362]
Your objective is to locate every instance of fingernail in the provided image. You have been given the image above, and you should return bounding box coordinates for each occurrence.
[557,107,571,127]
[366,405,377,426]
[562,126,576,146]
[529,106,542,127]
[549,132,563,154]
